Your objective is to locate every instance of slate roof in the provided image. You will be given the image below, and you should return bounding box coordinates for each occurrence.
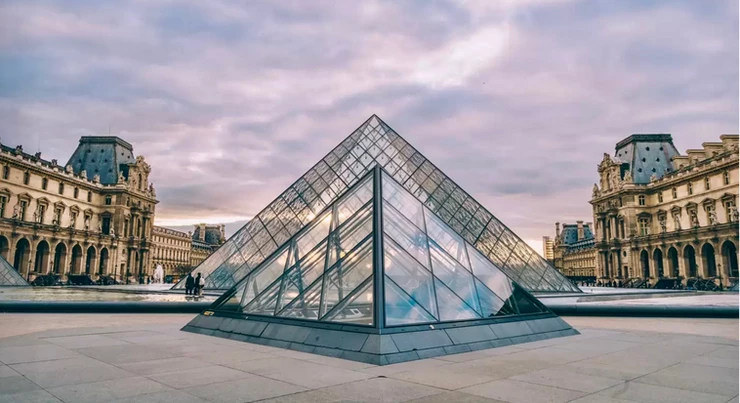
[614,134,680,184]
[66,136,136,185]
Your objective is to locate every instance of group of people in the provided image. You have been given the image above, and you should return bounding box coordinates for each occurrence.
[185,272,205,296]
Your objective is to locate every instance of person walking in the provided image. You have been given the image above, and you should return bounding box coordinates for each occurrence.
[194,272,203,297]
[198,273,205,296]
[185,273,195,295]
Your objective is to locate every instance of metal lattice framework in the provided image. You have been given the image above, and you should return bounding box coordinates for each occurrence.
[174,115,579,293]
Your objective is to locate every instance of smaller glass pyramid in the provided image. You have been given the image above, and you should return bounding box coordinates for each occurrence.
[0,255,29,286]
[208,168,549,327]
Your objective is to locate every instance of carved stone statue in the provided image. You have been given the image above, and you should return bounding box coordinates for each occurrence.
[80,169,87,179]
[673,214,681,231]
[708,210,718,225]
[118,171,125,184]
[659,217,667,233]
[689,211,699,227]
[109,224,115,237]
[32,210,38,223]
[84,216,90,230]
[592,184,600,198]
[12,204,20,219]
[98,222,102,233]
[65,165,73,174]
[609,175,618,190]
[148,184,156,197]
[93,174,100,183]
[623,170,632,183]
[650,173,658,182]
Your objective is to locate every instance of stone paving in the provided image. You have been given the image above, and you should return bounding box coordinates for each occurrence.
[0,314,736,403]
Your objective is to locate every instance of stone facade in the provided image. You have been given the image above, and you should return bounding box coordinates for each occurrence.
[590,134,739,287]
[0,137,158,283]
[151,223,225,280]
[552,222,597,280]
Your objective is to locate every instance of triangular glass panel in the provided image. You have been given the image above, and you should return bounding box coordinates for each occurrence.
[466,243,514,302]
[382,201,430,269]
[511,283,547,314]
[424,207,469,269]
[243,276,281,316]
[433,278,480,321]
[384,276,436,326]
[428,241,480,315]
[326,203,373,269]
[276,274,323,320]
[278,240,327,312]
[475,278,516,317]
[323,277,374,325]
[321,238,373,316]
[242,246,289,307]
[383,235,438,320]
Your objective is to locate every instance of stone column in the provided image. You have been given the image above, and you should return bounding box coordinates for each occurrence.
[677,247,687,280]
[716,249,728,286]
[663,254,672,278]
[696,244,707,278]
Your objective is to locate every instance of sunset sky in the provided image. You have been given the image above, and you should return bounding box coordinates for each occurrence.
[1,0,737,254]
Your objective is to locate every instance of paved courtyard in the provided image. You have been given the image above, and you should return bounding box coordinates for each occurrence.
[0,314,736,403]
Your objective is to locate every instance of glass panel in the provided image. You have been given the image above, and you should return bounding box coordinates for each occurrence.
[323,278,374,325]
[511,283,546,314]
[466,244,514,301]
[335,175,373,225]
[321,239,373,316]
[277,276,322,320]
[434,278,480,321]
[278,241,327,311]
[382,172,425,229]
[424,207,468,267]
[295,211,332,260]
[384,276,436,326]
[429,242,480,315]
[475,279,516,317]
[383,202,430,269]
[243,278,280,316]
[384,236,438,319]
[241,247,289,307]
[327,204,373,268]
[216,281,248,312]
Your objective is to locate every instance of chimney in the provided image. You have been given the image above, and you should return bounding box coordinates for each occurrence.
[577,221,584,241]
[555,222,560,237]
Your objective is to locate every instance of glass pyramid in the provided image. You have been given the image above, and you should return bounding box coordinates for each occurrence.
[174,115,579,293]
[0,254,29,286]
[206,168,553,327]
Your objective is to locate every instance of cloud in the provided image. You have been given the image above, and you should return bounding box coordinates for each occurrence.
[0,0,737,243]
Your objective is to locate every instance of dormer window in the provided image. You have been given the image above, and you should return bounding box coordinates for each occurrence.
[105,196,112,205]
[638,195,646,206]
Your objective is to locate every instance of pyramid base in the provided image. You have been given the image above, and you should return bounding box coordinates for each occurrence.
[182,313,579,365]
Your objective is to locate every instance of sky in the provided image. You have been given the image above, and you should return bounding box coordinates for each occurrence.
[1,0,738,255]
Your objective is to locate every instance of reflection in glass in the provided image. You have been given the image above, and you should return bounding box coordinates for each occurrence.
[295,211,332,260]
[429,242,480,315]
[278,241,327,312]
[383,203,429,269]
[321,240,373,316]
[467,244,513,301]
[384,276,436,326]
[434,279,479,321]
[424,208,468,268]
[323,278,374,325]
[277,276,322,320]
[382,172,425,229]
[241,247,289,307]
[475,279,516,317]
[335,175,373,225]
[326,204,372,268]
[384,236,438,320]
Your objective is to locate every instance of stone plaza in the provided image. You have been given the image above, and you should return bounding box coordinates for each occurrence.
[0,313,736,403]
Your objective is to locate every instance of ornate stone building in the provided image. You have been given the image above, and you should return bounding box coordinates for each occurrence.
[151,223,225,280]
[590,134,739,287]
[0,136,158,283]
[552,222,597,280]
